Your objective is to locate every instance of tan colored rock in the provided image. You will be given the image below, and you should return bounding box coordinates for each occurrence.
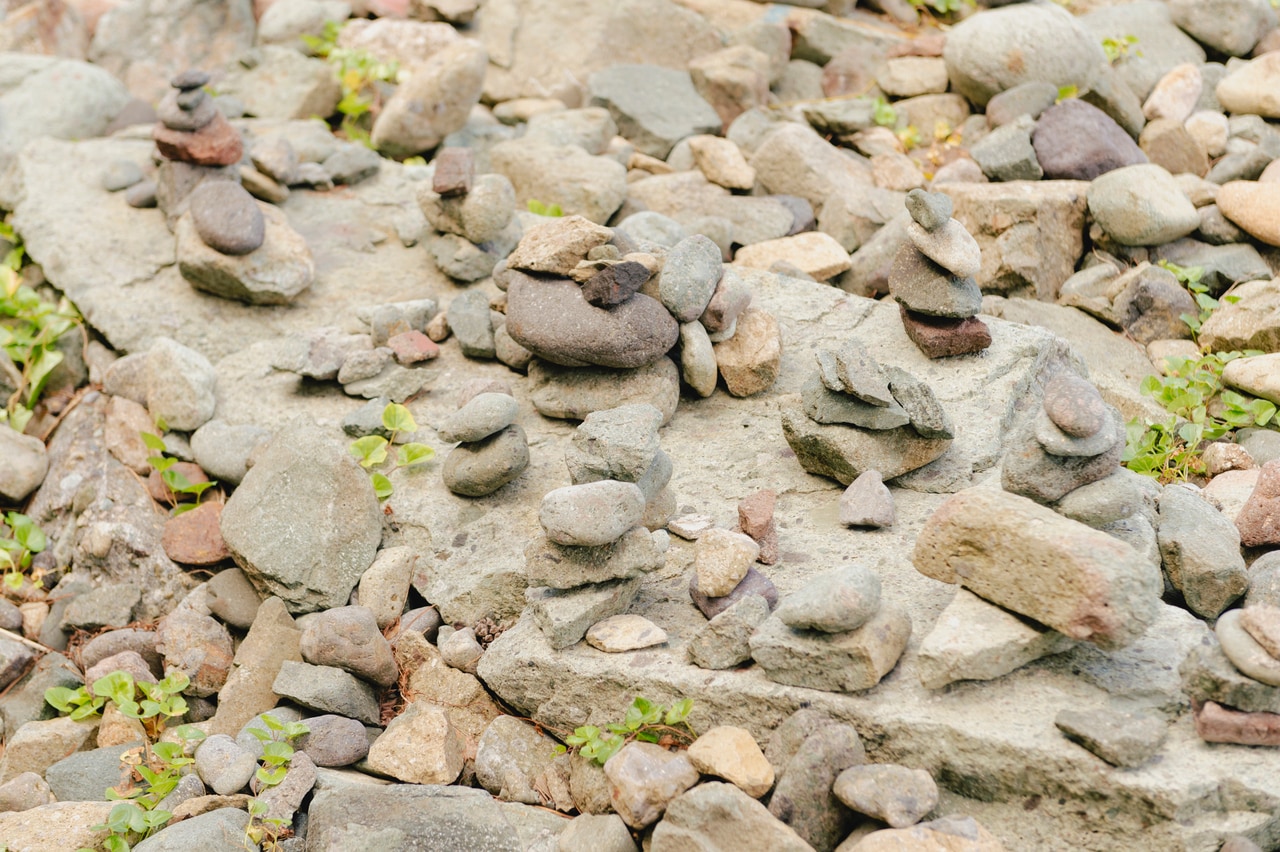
[586,614,668,652]
[604,742,699,829]
[695,528,759,597]
[686,726,774,798]
[1222,352,1280,405]
[1217,181,1280,247]
[713,308,781,397]
[0,801,114,852]
[1237,460,1280,547]
[1241,605,1280,660]
[688,134,756,191]
[206,597,302,737]
[97,702,147,748]
[1216,52,1280,119]
[0,716,99,783]
[1198,277,1280,353]
[366,701,465,785]
[505,215,614,276]
[733,232,852,282]
[394,631,501,760]
[852,815,1006,851]
[104,395,156,474]
[912,488,1160,650]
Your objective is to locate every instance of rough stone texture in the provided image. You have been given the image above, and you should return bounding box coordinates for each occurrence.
[1055,707,1168,769]
[367,700,465,785]
[651,782,811,852]
[685,726,774,799]
[833,763,939,828]
[371,40,487,156]
[220,420,382,614]
[1237,460,1280,547]
[750,604,911,694]
[603,742,699,829]
[206,597,301,737]
[1156,485,1248,618]
[913,488,1160,650]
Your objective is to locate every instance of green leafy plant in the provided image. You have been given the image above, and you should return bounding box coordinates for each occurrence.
[0,511,46,592]
[1102,34,1140,63]
[0,220,81,433]
[556,696,696,766]
[1157,259,1240,339]
[85,802,174,852]
[1056,84,1079,103]
[140,429,217,515]
[243,713,309,850]
[1122,416,1206,482]
[906,0,974,14]
[526,199,564,217]
[348,402,434,500]
[871,96,897,129]
[303,21,400,147]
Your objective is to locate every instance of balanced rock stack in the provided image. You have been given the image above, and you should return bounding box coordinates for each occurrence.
[500,215,780,424]
[418,147,522,285]
[780,340,954,485]
[525,470,670,650]
[440,389,529,498]
[1183,593,1280,746]
[565,404,675,531]
[749,565,911,693]
[889,189,991,359]
[273,299,440,402]
[1001,372,1126,505]
[153,70,243,172]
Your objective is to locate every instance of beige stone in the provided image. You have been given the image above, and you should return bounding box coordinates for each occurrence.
[366,701,465,785]
[0,801,114,852]
[713,308,782,397]
[733,232,852,282]
[688,134,756,191]
[1217,181,1280,247]
[686,726,774,798]
[1222,352,1280,405]
[694,528,759,597]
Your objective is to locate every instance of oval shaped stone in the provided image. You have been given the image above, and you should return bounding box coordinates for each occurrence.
[438,393,519,443]
[188,182,265,256]
[1043,373,1106,438]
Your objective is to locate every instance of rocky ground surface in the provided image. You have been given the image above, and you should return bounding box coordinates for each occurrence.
[2,0,1280,850]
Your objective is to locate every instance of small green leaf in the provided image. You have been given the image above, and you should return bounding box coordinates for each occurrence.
[140,432,167,452]
[349,435,389,467]
[93,671,136,706]
[44,686,81,713]
[396,443,435,467]
[371,471,393,500]
[381,402,416,433]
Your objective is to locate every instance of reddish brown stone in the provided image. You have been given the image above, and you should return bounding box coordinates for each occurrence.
[737,489,778,566]
[153,112,244,166]
[387,330,440,365]
[1237,460,1280,547]
[146,462,210,504]
[581,262,650,308]
[1194,699,1280,746]
[899,305,991,359]
[690,566,778,619]
[432,147,474,197]
[162,501,230,566]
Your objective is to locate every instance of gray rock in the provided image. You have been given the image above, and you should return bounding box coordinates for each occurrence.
[775,566,882,634]
[904,189,951,232]
[780,407,952,486]
[0,57,130,172]
[801,377,911,431]
[1217,609,1280,687]
[888,246,982,320]
[0,771,54,813]
[0,652,82,742]
[687,594,770,670]
[0,428,48,502]
[506,274,678,370]
[177,205,315,305]
[559,813,637,852]
[371,41,487,156]
[986,82,1060,128]
[1086,164,1200,247]
[103,160,144,192]
[153,772,205,815]
[429,233,498,283]
[253,748,316,822]
[833,763,938,828]
[0,637,34,693]
[750,605,911,694]
[1052,470,1155,528]
[1055,707,1168,768]
[1156,485,1247,618]
[132,808,250,852]
[61,584,140,631]
[969,115,1043,183]
[155,609,234,698]
[1080,2,1207,101]
[768,719,866,852]
[43,740,142,803]
[272,660,381,724]
[448,289,497,360]
[1168,0,1276,57]
[145,337,216,432]
[589,64,721,158]
[1001,411,1125,504]
[324,143,382,186]
[658,235,723,322]
[1113,267,1198,345]
[540,482,646,547]
[839,470,896,528]
[300,605,398,687]
[652,782,812,851]
[438,393,519,443]
[297,715,370,767]
[603,742,699,829]
[341,363,431,403]
[442,424,530,497]
[884,368,953,440]
[689,565,778,620]
[188,182,265,256]
[190,421,271,486]
[274,327,371,381]
[942,3,1106,107]
[490,141,628,225]
[1034,409,1121,458]
[195,734,258,796]
[526,579,642,650]
[220,420,382,614]
[565,404,663,484]
[474,715,570,808]
[342,397,394,440]
[1181,634,1280,713]
[524,527,666,590]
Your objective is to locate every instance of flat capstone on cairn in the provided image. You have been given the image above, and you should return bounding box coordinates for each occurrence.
[890,189,991,359]
[417,146,523,285]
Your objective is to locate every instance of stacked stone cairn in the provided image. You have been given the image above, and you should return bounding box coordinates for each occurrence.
[889,189,991,359]
[272,299,440,403]
[524,407,673,649]
[780,339,954,485]
[151,70,316,305]
[417,147,523,285]
[496,214,781,423]
[748,564,911,693]
[439,387,529,498]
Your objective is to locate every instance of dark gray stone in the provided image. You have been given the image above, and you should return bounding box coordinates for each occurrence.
[888,245,982,319]
[441,424,530,497]
[1032,99,1147,181]
[448,289,497,360]
[272,661,382,725]
[188,182,265,256]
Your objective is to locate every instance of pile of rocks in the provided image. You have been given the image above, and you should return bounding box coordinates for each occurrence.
[780,340,954,485]
[524,423,672,649]
[273,299,440,402]
[417,147,522,284]
[749,565,911,693]
[890,189,991,359]
[439,387,529,498]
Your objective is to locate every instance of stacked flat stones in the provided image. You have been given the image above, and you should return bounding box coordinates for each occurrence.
[525,411,673,649]
[780,340,954,484]
[440,390,529,497]
[748,565,911,693]
[273,300,440,403]
[417,147,522,285]
[890,189,991,359]
[499,215,779,423]
[1001,372,1126,505]
[154,70,243,171]
[1182,596,1280,746]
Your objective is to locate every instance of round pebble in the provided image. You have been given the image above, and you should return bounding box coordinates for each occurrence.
[438,393,520,443]
[1042,373,1106,438]
[188,182,265,256]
